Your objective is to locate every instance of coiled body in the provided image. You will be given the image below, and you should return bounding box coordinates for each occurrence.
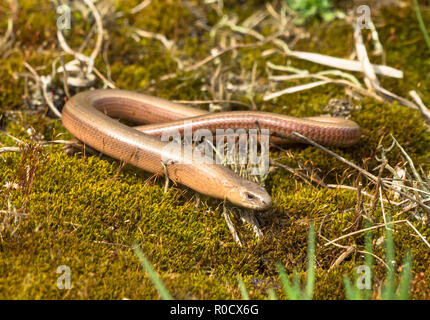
[62,89,361,210]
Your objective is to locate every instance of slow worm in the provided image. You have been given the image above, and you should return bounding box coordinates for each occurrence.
[62,89,361,210]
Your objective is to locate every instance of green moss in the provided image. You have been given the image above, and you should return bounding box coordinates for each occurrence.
[0,1,429,300]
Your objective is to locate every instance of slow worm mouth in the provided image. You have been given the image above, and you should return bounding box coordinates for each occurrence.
[245,191,273,210]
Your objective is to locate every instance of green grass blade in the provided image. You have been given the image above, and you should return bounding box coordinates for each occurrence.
[133,245,173,300]
[318,70,362,87]
[397,251,413,300]
[413,0,430,51]
[237,275,250,300]
[364,220,374,269]
[266,288,278,300]
[382,218,396,300]
[343,276,361,300]
[292,270,301,295]
[304,224,316,300]
[276,263,298,300]
[363,220,373,300]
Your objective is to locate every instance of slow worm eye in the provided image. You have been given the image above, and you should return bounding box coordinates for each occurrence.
[244,192,255,200]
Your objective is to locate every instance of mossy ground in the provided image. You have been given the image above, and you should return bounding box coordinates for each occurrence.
[0,0,429,299]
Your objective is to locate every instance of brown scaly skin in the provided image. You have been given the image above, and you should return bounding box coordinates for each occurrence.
[62,89,361,210]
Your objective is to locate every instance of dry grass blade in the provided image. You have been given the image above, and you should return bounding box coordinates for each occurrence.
[263,80,330,100]
[353,23,379,90]
[283,50,403,79]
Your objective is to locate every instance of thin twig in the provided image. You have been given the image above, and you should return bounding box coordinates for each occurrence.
[60,55,71,98]
[130,0,152,15]
[23,62,62,118]
[409,90,430,124]
[0,140,79,154]
[326,184,399,204]
[222,204,242,247]
[279,49,403,79]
